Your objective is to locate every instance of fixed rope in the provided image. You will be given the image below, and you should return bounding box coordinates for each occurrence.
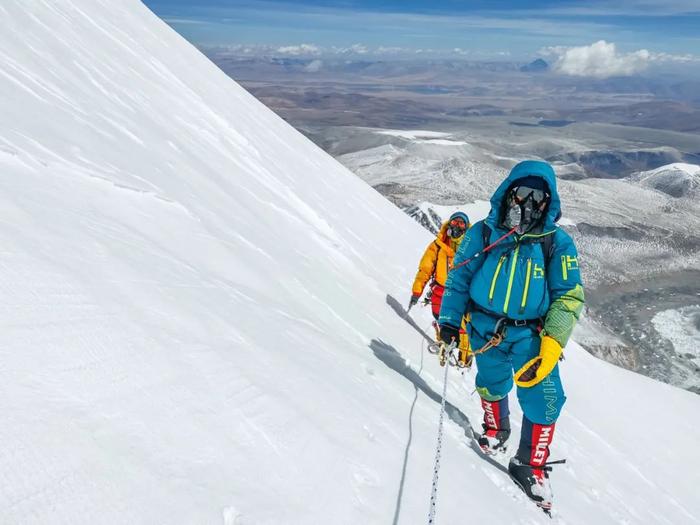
[424,226,517,523]
[427,341,456,524]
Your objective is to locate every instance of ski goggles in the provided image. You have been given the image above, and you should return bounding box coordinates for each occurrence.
[511,185,550,207]
[449,218,467,228]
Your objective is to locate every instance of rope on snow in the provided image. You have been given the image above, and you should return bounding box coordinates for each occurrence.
[427,341,456,524]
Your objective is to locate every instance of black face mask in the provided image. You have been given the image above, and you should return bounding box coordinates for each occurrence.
[502,185,550,234]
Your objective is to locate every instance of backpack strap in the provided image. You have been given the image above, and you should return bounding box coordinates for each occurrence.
[482,223,492,248]
[541,232,555,267]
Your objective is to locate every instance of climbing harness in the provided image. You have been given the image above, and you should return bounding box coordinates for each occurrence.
[427,340,456,525]
[470,318,507,356]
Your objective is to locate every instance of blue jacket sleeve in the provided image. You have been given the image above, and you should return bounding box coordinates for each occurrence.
[544,229,585,346]
[438,221,487,328]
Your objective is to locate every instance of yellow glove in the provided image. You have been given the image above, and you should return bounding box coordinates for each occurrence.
[514,336,562,388]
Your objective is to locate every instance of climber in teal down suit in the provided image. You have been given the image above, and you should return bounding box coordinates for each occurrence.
[438,160,584,511]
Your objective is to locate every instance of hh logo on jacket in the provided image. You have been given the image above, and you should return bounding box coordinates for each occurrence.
[560,255,579,281]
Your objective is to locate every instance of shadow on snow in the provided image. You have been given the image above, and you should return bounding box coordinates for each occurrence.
[368,295,510,523]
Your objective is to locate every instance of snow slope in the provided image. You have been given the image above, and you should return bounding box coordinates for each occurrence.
[0,1,699,524]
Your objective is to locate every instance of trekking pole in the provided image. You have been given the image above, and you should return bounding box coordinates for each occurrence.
[427,340,457,525]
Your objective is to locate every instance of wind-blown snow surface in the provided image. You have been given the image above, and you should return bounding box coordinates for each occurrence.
[0,1,699,524]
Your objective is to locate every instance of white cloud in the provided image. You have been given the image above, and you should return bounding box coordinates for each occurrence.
[548,41,650,78]
[538,45,569,57]
[332,44,369,55]
[276,44,321,56]
[376,46,409,55]
[523,0,700,17]
[303,59,323,73]
[162,18,208,25]
[351,44,369,54]
[541,41,699,78]
[650,52,700,63]
[211,44,275,56]
[208,43,402,58]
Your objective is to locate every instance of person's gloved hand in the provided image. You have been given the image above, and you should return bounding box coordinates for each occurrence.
[514,335,563,387]
[439,324,460,346]
[408,294,420,310]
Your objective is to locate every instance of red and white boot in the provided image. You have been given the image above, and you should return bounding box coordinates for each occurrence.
[508,417,562,513]
[477,397,511,455]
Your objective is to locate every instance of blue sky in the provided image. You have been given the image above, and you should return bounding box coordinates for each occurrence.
[143,0,700,60]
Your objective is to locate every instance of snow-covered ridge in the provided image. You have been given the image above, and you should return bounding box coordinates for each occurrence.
[415,138,470,146]
[374,129,453,140]
[631,162,700,197]
[0,2,699,524]
[640,162,700,178]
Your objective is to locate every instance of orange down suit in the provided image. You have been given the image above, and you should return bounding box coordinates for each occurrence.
[411,217,471,352]
[412,221,465,296]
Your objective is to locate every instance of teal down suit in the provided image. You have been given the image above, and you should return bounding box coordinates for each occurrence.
[439,161,585,424]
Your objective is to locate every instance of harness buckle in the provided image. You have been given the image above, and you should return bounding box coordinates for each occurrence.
[493,317,506,335]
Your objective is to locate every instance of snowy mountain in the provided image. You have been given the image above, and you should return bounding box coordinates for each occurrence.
[1,1,699,524]
[335,129,505,208]
[631,162,700,198]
